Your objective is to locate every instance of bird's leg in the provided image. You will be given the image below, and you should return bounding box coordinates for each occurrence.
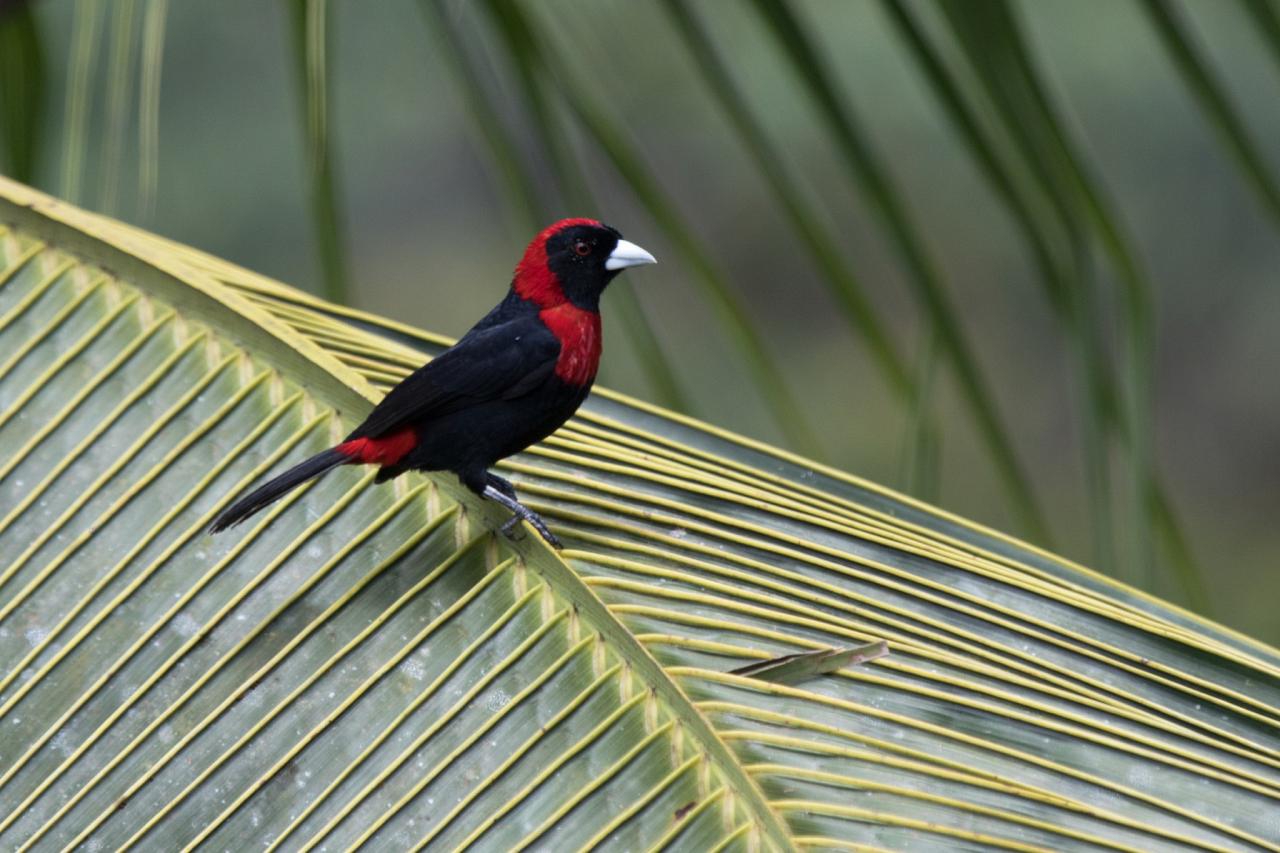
[480,484,562,549]
[486,473,519,500]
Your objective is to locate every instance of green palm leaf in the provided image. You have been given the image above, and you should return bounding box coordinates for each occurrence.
[1,178,1278,849]
[0,1,48,186]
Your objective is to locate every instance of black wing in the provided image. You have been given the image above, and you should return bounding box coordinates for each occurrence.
[349,313,560,440]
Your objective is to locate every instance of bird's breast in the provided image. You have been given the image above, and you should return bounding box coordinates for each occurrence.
[539,303,602,386]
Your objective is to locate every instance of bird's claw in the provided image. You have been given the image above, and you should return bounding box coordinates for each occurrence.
[499,514,525,540]
[501,509,562,549]
[481,482,563,549]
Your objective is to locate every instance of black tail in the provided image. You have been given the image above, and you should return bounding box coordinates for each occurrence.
[210,448,349,533]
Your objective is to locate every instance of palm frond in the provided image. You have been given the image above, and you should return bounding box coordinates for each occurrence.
[59,0,104,204]
[0,1,48,185]
[136,0,166,220]
[934,0,1174,601]
[2,178,1276,848]
[1141,0,1280,227]
[97,0,137,214]
[748,0,1053,544]
[288,0,348,303]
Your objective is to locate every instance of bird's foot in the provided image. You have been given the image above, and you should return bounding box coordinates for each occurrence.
[481,484,563,549]
[499,509,562,549]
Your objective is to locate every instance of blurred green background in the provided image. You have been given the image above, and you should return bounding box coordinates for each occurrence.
[2,0,1277,642]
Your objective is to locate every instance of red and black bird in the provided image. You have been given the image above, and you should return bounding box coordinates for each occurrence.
[210,219,656,547]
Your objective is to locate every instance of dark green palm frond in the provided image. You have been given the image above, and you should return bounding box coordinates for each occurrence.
[1140,0,1280,227]
[59,0,104,204]
[746,0,1055,546]
[932,0,1177,603]
[136,0,167,220]
[97,0,137,215]
[288,0,348,304]
[0,1,48,185]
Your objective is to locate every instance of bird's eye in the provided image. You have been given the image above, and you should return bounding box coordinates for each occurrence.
[573,239,591,256]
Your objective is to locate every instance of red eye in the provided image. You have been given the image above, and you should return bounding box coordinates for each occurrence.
[573,239,591,256]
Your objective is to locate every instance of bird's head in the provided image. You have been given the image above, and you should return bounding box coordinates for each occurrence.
[514,218,656,310]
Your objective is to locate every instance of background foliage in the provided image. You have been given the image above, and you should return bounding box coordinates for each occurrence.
[1,0,1277,643]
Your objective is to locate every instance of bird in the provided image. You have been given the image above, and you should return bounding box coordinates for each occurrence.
[210,218,656,548]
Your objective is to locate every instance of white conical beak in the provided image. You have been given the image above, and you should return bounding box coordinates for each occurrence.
[605,239,657,271]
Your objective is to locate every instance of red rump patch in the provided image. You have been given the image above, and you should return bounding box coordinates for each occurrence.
[337,427,417,466]
[513,217,601,307]
[540,303,602,386]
